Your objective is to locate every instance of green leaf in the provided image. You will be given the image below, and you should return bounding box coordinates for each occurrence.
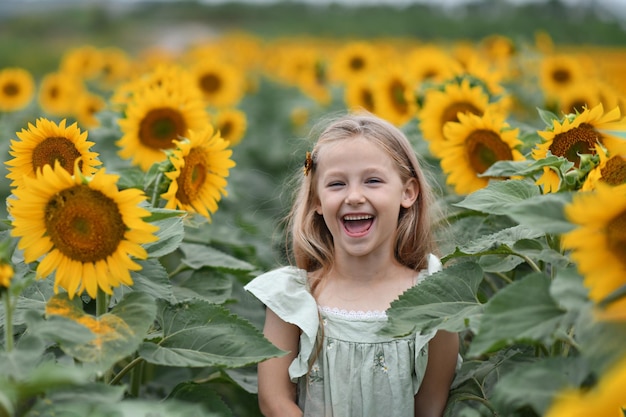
[169,382,233,416]
[491,356,589,415]
[173,268,233,304]
[468,273,565,357]
[145,215,185,258]
[179,243,255,272]
[480,154,573,178]
[454,180,540,215]
[382,262,484,336]
[46,292,157,372]
[115,258,174,303]
[537,107,560,127]
[138,298,284,368]
[143,206,187,223]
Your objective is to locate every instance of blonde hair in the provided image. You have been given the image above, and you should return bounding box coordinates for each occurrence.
[285,111,441,295]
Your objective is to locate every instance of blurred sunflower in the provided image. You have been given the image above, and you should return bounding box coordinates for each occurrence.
[8,162,159,299]
[328,41,379,84]
[38,72,83,116]
[544,353,626,417]
[213,108,247,146]
[74,92,107,128]
[562,182,626,304]
[162,126,236,220]
[405,45,461,87]
[550,80,602,115]
[0,263,13,289]
[0,67,35,112]
[60,45,104,81]
[532,104,626,193]
[539,54,586,97]
[372,65,418,127]
[440,112,524,195]
[6,118,101,189]
[190,60,245,108]
[418,78,494,157]
[117,84,209,171]
[344,76,377,114]
[582,145,626,191]
[98,46,133,89]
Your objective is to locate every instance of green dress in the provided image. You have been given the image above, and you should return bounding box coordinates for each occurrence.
[245,254,442,417]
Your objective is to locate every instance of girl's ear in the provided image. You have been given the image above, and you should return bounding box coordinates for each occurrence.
[314,199,323,215]
[401,178,419,208]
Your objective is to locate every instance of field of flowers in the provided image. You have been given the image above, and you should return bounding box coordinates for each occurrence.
[1,2,626,416]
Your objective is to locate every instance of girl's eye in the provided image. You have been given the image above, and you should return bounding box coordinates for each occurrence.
[327,181,345,187]
[366,178,382,184]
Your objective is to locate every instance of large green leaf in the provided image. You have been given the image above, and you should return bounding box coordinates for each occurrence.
[455,180,574,233]
[179,242,255,272]
[468,273,565,357]
[382,262,484,336]
[145,215,185,258]
[172,268,233,304]
[490,356,589,416]
[138,298,284,368]
[46,292,157,372]
[454,180,540,215]
[169,382,233,417]
[114,258,174,304]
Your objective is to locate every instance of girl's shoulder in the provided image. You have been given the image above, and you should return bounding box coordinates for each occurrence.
[244,265,317,322]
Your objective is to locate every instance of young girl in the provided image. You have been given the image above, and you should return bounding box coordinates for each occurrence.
[245,112,459,417]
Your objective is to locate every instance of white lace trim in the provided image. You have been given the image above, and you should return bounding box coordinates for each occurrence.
[318,305,387,319]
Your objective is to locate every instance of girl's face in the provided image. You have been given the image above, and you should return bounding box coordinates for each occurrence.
[314,135,418,261]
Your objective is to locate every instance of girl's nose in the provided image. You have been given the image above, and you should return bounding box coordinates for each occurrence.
[344,186,365,205]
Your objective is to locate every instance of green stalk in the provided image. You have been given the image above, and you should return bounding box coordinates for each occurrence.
[95,290,112,383]
[151,172,163,207]
[3,293,13,352]
[129,355,144,397]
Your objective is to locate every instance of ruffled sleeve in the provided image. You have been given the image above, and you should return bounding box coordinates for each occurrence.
[244,266,319,381]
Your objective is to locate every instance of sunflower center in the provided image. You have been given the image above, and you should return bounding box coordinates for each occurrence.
[44,185,126,263]
[350,57,365,71]
[200,73,221,94]
[549,123,598,168]
[552,68,571,85]
[389,79,408,113]
[32,136,83,174]
[139,108,187,150]
[220,121,233,139]
[601,156,626,186]
[441,102,482,132]
[175,148,207,205]
[3,82,19,97]
[606,210,626,266]
[566,100,587,114]
[466,129,514,174]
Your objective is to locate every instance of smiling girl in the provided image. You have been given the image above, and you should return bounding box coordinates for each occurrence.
[245,112,459,417]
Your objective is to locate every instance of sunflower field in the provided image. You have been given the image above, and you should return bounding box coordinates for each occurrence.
[1,1,626,416]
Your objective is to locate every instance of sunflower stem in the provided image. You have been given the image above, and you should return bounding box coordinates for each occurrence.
[151,172,163,207]
[129,355,144,397]
[96,289,109,317]
[110,356,144,385]
[2,292,14,352]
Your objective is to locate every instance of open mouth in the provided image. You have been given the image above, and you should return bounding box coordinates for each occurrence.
[343,214,374,236]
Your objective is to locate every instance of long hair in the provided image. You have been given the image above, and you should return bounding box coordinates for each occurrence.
[284,111,441,297]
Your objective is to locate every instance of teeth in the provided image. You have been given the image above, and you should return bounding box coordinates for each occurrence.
[343,215,373,221]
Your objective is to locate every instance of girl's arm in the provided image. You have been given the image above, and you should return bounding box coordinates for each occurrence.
[414,330,459,417]
[257,307,303,417]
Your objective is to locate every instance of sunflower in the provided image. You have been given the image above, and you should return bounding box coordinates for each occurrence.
[161,126,236,220]
[404,45,461,87]
[562,182,626,304]
[544,354,626,417]
[582,145,626,191]
[0,67,35,112]
[532,104,626,193]
[328,41,380,84]
[190,60,245,108]
[550,81,602,115]
[38,72,83,116]
[60,45,104,81]
[372,65,418,127]
[419,79,496,158]
[98,46,133,89]
[117,83,209,171]
[0,263,13,288]
[539,54,586,97]
[5,118,101,189]
[440,112,524,195]
[344,76,377,114]
[8,162,159,299]
[212,108,247,146]
[74,92,107,128]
